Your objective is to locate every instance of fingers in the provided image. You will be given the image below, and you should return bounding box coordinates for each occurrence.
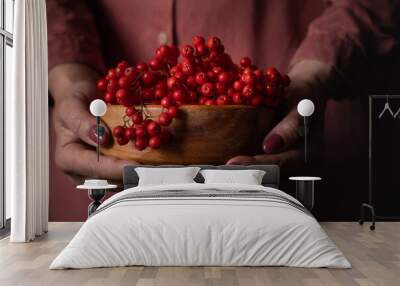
[226,148,303,170]
[55,95,111,147]
[262,108,301,154]
[226,156,258,165]
[55,142,136,181]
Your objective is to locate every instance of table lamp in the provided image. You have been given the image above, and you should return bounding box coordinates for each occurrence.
[297,99,315,164]
[89,99,107,162]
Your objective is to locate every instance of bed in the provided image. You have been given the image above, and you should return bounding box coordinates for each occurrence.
[50,165,350,269]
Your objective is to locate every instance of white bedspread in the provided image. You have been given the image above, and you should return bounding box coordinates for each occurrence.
[50,183,350,269]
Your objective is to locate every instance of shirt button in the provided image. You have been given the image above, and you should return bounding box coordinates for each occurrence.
[158,32,169,45]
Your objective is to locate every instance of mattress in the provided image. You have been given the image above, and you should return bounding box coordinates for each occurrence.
[50,183,351,269]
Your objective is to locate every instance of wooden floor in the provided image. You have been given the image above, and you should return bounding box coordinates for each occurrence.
[0,222,399,286]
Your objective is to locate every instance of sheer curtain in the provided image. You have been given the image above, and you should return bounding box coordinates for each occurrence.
[8,0,49,242]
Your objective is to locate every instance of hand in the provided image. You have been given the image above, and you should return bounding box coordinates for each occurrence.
[227,60,331,169]
[50,63,136,184]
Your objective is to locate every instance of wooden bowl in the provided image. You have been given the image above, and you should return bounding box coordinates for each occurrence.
[101,105,277,164]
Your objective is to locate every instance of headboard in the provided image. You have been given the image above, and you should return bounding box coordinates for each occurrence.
[122,165,280,189]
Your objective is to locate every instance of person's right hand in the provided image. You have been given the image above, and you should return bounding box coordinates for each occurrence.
[49,63,136,184]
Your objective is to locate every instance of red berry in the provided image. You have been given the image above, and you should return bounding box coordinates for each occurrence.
[242,85,255,97]
[250,95,263,107]
[113,126,125,138]
[180,45,194,58]
[212,66,223,75]
[136,62,148,71]
[156,81,167,91]
[227,87,235,97]
[107,69,117,79]
[181,61,195,75]
[167,77,179,89]
[124,67,139,80]
[107,79,118,92]
[172,89,186,103]
[218,72,232,84]
[135,138,148,150]
[142,88,155,101]
[142,71,154,85]
[97,79,107,91]
[161,96,173,108]
[195,44,208,56]
[135,124,147,138]
[124,127,135,140]
[243,67,253,75]
[241,73,255,85]
[149,136,162,149]
[118,76,130,89]
[254,69,264,79]
[187,91,197,103]
[195,72,207,85]
[167,106,179,118]
[207,37,221,50]
[201,82,215,97]
[192,36,205,46]
[104,92,115,103]
[266,84,277,96]
[233,80,245,91]
[116,89,129,100]
[232,93,245,104]
[169,45,180,58]
[266,67,278,76]
[117,137,129,146]
[131,112,143,124]
[217,95,231,105]
[115,66,126,77]
[204,99,216,106]
[240,57,251,68]
[117,61,129,70]
[207,70,216,81]
[147,121,161,136]
[158,112,173,126]
[198,96,207,105]
[125,107,136,116]
[174,71,186,82]
[156,45,171,60]
[149,58,163,70]
[215,82,227,94]
[155,88,166,99]
[186,76,197,87]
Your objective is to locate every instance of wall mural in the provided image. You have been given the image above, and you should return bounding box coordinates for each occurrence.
[47,1,399,222]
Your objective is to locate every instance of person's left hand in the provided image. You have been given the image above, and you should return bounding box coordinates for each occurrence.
[226,60,331,169]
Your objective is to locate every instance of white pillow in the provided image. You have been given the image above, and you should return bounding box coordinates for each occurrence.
[135,167,201,186]
[200,169,266,185]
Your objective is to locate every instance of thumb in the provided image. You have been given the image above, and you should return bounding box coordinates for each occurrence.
[57,95,111,147]
[263,108,301,154]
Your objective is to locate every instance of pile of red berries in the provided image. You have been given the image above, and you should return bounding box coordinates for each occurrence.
[96,36,290,151]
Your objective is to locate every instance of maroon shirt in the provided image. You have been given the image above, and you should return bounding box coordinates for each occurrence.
[46,0,399,90]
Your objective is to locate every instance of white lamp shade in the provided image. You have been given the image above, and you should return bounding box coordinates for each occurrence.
[90,99,107,117]
[297,99,315,117]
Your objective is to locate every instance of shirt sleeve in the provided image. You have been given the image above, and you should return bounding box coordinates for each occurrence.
[46,0,105,73]
[290,0,400,91]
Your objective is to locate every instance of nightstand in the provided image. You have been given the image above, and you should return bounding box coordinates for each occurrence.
[77,181,118,216]
[289,176,322,210]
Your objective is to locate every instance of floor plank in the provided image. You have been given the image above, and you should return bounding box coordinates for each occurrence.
[0,222,399,286]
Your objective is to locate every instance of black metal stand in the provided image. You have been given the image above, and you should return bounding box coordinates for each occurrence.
[295,181,315,210]
[359,203,375,230]
[88,189,105,216]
